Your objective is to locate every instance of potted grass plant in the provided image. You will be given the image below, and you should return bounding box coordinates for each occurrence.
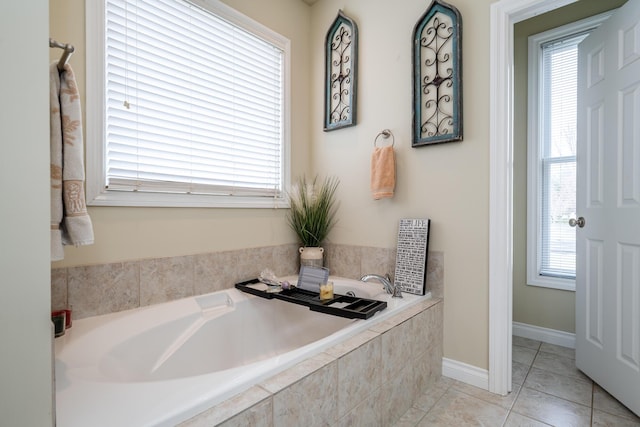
[287,175,339,267]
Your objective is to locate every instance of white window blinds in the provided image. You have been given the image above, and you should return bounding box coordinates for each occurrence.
[104,0,285,198]
[538,33,587,279]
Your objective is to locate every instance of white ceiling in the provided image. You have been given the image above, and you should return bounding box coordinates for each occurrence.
[301,0,320,5]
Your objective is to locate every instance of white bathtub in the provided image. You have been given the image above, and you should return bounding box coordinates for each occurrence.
[55,276,428,426]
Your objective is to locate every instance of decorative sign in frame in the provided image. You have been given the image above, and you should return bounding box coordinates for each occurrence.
[412,0,462,146]
[394,218,431,295]
[324,10,358,131]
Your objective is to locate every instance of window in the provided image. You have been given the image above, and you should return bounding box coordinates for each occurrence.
[86,0,291,207]
[526,12,611,291]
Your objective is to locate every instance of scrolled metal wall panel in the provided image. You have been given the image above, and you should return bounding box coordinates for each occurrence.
[412,0,463,146]
[324,10,358,131]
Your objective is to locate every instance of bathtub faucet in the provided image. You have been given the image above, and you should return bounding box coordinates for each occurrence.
[360,274,403,298]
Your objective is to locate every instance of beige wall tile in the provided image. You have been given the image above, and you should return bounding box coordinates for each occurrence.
[426,251,444,298]
[335,390,382,427]
[422,302,444,354]
[380,363,419,426]
[194,250,239,295]
[51,267,68,311]
[272,243,299,277]
[52,244,445,319]
[272,360,338,427]
[140,255,195,306]
[380,319,413,383]
[235,247,275,282]
[360,246,395,278]
[324,244,361,278]
[68,262,139,319]
[336,336,381,417]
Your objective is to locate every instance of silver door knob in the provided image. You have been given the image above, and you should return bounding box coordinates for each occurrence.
[569,217,585,228]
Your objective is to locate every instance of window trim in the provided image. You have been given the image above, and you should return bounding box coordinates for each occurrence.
[85,0,291,208]
[526,11,612,291]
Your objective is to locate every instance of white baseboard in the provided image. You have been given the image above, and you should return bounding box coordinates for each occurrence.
[513,321,575,349]
[442,357,489,390]
[442,323,574,392]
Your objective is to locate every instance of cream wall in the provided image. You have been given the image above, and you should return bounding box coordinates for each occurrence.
[50,0,312,268]
[1,1,53,425]
[512,0,626,334]
[310,0,492,369]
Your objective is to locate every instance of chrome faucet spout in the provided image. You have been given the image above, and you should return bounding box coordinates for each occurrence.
[360,274,403,298]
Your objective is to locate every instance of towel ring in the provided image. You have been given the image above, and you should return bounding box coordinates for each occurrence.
[374,129,395,147]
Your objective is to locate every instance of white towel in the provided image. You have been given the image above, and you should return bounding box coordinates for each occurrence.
[50,62,94,261]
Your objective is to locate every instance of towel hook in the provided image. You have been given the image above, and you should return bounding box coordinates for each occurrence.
[374,129,395,147]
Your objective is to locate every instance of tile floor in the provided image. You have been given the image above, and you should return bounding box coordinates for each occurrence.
[394,336,640,427]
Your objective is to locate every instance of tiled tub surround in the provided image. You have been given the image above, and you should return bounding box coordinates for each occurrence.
[51,244,444,319]
[179,297,443,427]
[55,275,440,426]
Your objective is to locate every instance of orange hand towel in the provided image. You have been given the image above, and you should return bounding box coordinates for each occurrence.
[371,145,396,200]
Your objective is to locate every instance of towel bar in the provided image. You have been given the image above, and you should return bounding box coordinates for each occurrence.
[374,129,395,147]
[49,38,75,72]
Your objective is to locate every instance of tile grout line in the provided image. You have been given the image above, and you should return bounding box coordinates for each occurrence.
[410,380,455,426]
[501,380,526,427]
[422,381,453,418]
[521,341,598,426]
[509,341,554,427]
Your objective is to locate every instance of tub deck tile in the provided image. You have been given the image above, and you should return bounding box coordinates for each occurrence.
[260,352,336,394]
[218,397,273,427]
[178,385,271,427]
[324,329,380,359]
[368,297,441,335]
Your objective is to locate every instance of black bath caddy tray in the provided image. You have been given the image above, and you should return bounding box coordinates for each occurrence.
[235,278,387,320]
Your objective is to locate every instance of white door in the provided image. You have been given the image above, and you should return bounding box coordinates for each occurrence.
[576,0,640,415]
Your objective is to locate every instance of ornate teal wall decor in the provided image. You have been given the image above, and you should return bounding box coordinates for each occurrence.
[324,10,358,131]
[412,0,462,146]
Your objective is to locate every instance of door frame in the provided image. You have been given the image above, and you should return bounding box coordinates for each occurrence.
[488,0,579,395]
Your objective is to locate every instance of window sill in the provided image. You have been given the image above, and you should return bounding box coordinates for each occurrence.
[87,189,290,209]
[526,276,575,292]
